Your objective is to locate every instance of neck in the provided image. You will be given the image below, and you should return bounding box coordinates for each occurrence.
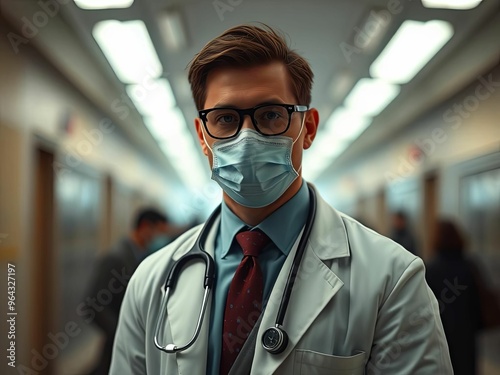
[224,177,303,226]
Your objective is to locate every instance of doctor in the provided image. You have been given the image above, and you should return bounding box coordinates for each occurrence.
[110,24,452,374]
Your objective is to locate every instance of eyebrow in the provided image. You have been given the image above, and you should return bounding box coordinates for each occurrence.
[212,100,287,109]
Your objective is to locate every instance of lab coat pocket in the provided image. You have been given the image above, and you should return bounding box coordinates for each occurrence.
[293,349,366,375]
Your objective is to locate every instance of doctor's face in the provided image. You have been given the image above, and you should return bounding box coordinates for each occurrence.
[195,62,318,175]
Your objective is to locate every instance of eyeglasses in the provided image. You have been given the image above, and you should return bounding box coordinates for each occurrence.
[198,104,308,139]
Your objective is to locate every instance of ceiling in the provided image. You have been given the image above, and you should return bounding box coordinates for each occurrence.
[2,0,500,192]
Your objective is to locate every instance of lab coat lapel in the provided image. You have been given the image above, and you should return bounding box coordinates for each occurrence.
[251,189,350,375]
[165,217,220,375]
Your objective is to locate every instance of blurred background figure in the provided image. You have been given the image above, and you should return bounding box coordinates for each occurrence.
[86,208,170,375]
[390,211,418,255]
[425,219,482,375]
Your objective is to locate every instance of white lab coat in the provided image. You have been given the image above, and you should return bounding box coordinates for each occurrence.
[110,186,453,374]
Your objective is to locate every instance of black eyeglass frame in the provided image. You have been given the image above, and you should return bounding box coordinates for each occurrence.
[198,103,309,140]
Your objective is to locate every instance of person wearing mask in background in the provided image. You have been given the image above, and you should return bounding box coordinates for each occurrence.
[426,219,483,375]
[390,210,418,256]
[87,208,170,375]
[110,24,452,374]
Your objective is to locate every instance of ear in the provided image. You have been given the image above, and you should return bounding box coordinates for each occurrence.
[195,118,209,156]
[302,108,319,150]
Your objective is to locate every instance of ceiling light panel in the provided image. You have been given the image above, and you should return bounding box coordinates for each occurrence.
[302,108,371,181]
[421,0,483,9]
[74,0,134,10]
[344,78,400,116]
[160,10,188,50]
[370,20,454,84]
[145,108,207,189]
[144,107,184,141]
[324,107,372,141]
[126,79,176,116]
[93,20,162,84]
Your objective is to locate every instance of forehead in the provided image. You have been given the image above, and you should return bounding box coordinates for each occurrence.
[203,62,295,108]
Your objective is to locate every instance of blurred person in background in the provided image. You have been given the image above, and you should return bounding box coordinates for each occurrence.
[425,219,482,375]
[390,210,418,255]
[87,208,171,375]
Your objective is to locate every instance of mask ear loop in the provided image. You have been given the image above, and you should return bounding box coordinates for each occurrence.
[291,111,307,146]
[290,111,307,175]
[201,127,214,155]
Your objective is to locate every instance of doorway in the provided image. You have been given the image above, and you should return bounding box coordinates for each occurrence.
[33,146,55,374]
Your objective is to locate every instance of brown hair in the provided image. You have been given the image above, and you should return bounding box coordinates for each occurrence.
[432,219,466,254]
[188,24,314,110]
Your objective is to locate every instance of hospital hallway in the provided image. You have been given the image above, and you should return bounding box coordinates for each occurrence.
[1,0,499,374]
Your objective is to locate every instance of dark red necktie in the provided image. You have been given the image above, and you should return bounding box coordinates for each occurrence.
[220,230,270,375]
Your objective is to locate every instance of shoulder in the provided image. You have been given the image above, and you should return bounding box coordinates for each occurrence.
[340,212,417,264]
[344,213,422,282]
[314,189,417,266]
[313,191,422,298]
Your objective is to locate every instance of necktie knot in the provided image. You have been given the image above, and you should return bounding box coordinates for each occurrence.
[236,230,270,257]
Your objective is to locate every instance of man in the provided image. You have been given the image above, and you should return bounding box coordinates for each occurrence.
[390,211,418,256]
[87,208,170,375]
[110,25,452,374]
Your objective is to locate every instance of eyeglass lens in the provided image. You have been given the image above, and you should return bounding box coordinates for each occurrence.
[205,105,290,138]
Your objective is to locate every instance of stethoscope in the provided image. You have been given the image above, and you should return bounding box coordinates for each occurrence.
[154,184,317,355]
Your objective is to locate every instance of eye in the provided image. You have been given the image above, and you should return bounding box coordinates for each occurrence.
[210,111,239,125]
[262,111,282,120]
[219,114,236,123]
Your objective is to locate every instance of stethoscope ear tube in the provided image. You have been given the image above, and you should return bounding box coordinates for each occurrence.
[165,251,215,289]
[154,206,220,353]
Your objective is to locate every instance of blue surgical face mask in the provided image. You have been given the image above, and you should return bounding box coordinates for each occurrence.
[205,124,303,208]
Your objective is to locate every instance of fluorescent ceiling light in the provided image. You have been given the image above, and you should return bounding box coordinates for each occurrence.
[144,107,185,141]
[145,108,207,189]
[370,20,453,84]
[160,9,188,50]
[93,20,162,84]
[324,107,372,141]
[344,78,400,116]
[302,108,371,182]
[421,0,483,9]
[126,79,176,116]
[303,143,345,182]
[74,0,134,10]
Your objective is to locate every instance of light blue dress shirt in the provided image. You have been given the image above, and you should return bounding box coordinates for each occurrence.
[207,181,310,375]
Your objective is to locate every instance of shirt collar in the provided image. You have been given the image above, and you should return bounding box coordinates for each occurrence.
[220,181,310,257]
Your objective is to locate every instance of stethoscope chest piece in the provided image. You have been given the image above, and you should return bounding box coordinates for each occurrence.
[261,326,288,354]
